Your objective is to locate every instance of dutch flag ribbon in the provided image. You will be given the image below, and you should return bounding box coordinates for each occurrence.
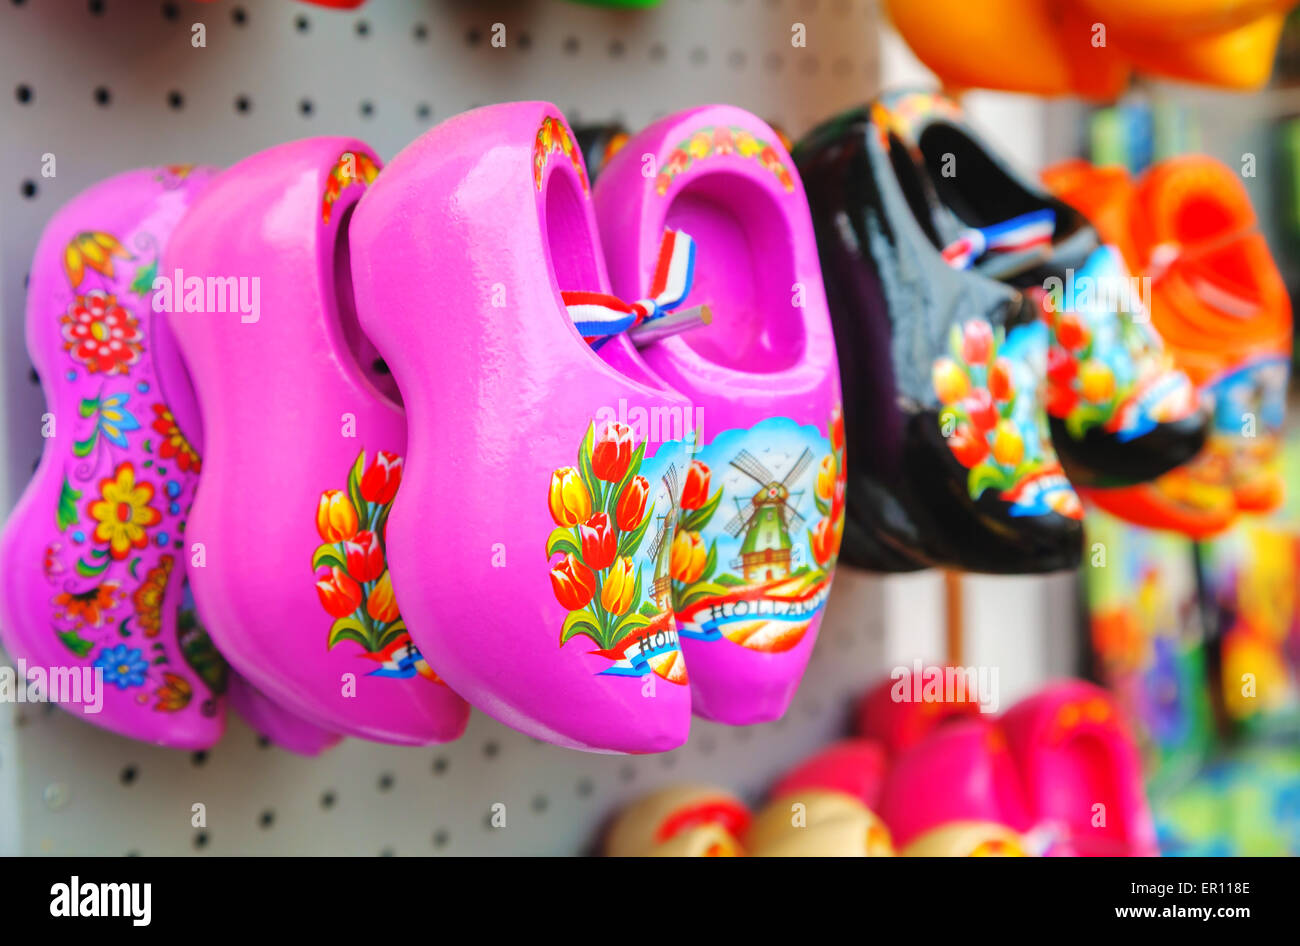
[941,208,1056,270]
[563,228,697,349]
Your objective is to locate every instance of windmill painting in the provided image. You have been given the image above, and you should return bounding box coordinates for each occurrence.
[723,448,813,583]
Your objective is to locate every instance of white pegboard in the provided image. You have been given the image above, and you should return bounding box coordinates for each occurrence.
[0,0,895,856]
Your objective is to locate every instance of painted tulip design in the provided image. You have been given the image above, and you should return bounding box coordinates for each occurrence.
[578,512,618,571]
[549,466,592,527]
[933,320,1081,518]
[670,530,708,584]
[680,459,711,511]
[316,489,359,543]
[310,450,439,676]
[544,421,677,678]
[615,475,649,532]
[550,553,596,611]
[591,421,635,482]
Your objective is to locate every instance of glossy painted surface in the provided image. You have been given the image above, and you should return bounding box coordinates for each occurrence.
[794,102,1083,574]
[594,106,844,724]
[747,789,895,856]
[350,103,692,753]
[165,137,470,745]
[878,681,1158,856]
[605,784,750,856]
[0,167,226,748]
[228,674,341,756]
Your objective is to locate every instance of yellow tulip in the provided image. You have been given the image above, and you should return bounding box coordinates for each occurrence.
[601,557,637,616]
[548,467,591,527]
[991,421,1025,467]
[367,570,400,623]
[670,530,707,584]
[816,454,837,502]
[316,489,359,543]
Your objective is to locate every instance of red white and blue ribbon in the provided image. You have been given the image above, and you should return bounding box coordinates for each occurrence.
[563,228,697,349]
[941,209,1055,270]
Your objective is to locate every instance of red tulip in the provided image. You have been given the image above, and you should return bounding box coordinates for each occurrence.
[988,358,1015,402]
[1055,312,1089,351]
[947,424,989,468]
[550,553,595,611]
[360,450,403,505]
[963,389,998,433]
[1047,346,1077,384]
[616,475,649,531]
[315,567,362,618]
[592,421,635,482]
[344,530,384,583]
[680,460,711,511]
[811,516,839,567]
[578,513,617,571]
[961,320,993,365]
[830,406,845,454]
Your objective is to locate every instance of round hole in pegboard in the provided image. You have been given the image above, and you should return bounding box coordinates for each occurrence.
[697,733,718,755]
[167,90,184,110]
[192,830,209,850]
[608,39,625,59]
[432,828,449,849]
[648,41,666,62]
[379,846,394,856]
[125,849,140,857]
[355,19,370,38]
[299,98,314,117]
[576,777,594,798]
[119,764,138,786]
[688,46,708,67]
[482,740,499,759]
[562,36,579,56]
[377,772,395,792]
[231,5,247,27]
[256,734,271,748]
[235,94,252,115]
[359,100,374,119]
[465,27,482,47]
[160,2,178,21]
[415,103,431,121]
[258,809,274,829]
[798,56,820,77]
[431,756,447,776]
[727,49,746,70]
[412,22,428,42]
[15,83,32,104]
[93,86,111,107]
[618,763,636,783]
[294,14,309,33]
[320,790,336,809]
[518,31,531,51]
[190,750,208,767]
[531,794,548,813]
[87,0,104,15]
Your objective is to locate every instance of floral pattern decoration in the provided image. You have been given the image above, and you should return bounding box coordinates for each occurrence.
[46,208,212,714]
[655,125,794,196]
[533,114,588,193]
[546,421,685,681]
[59,289,144,375]
[321,150,380,224]
[311,449,443,683]
[933,318,1084,520]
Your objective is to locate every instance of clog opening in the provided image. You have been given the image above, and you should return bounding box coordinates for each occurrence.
[919,124,1043,228]
[663,172,804,372]
[545,163,603,293]
[331,202,403,408]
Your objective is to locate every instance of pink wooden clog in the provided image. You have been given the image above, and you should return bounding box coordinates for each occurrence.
[163,138,469,745]
[593,107,844,724]
[0,166,227,748]
[349,103,693,752]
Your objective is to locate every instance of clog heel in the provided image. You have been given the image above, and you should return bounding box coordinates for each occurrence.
[0,166,227,748]
[593,107,844,725]
[349,103,693,753]
[164,138,470,744]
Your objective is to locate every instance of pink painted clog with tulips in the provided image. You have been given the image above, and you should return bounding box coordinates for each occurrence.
[163,138,469,745]
[0,167,228,748]
[593,107,844,725]
[349,103,693,752]
[876,680,1157,856]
